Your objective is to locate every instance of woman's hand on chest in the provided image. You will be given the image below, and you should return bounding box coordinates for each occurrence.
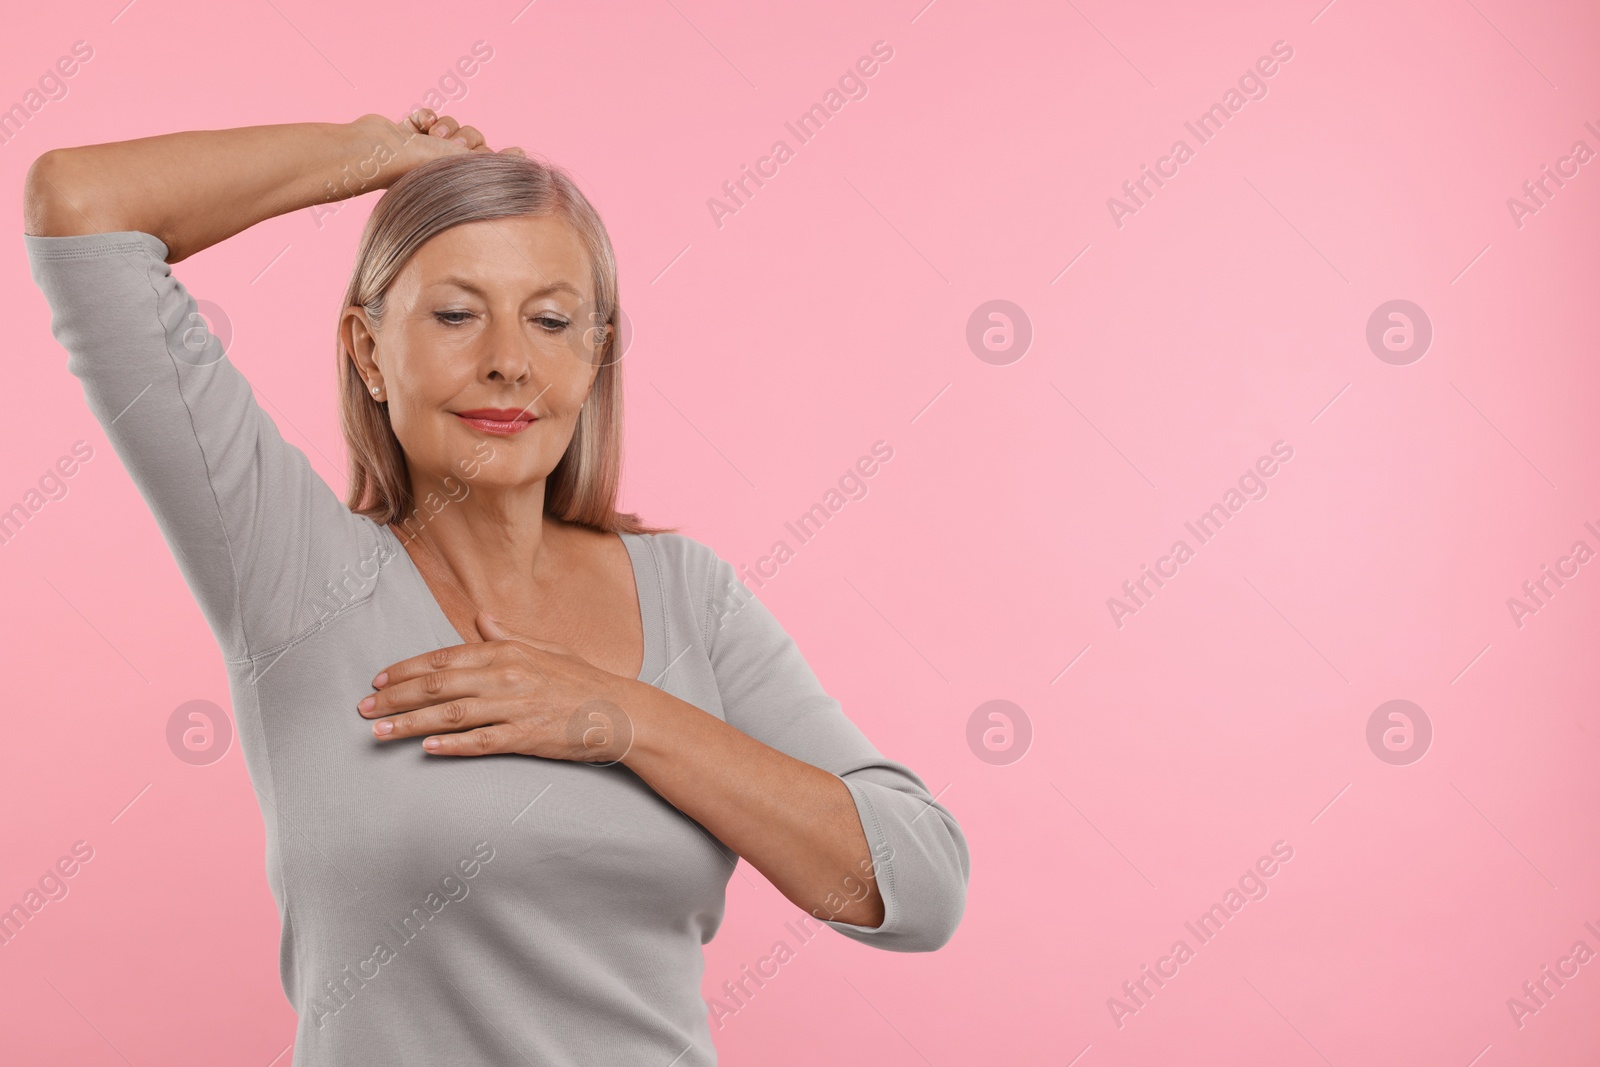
[358,611,639,763]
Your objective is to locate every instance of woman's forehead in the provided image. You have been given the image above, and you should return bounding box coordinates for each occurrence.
[404,219,592,300]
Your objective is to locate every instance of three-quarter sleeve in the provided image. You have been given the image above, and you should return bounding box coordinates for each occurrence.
[702,554,970,951]
[23,230,379,663]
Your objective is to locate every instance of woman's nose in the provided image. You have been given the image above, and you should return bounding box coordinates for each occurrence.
[482,315,535,383]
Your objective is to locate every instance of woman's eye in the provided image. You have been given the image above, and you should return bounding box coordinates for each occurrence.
[434,311,566,331]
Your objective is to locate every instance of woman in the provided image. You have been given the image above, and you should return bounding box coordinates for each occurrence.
[22,109,969,1065]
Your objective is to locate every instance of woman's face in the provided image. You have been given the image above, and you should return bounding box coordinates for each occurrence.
[345,213,607,500]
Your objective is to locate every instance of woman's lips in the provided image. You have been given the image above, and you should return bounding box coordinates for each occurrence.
[454,412,536,435]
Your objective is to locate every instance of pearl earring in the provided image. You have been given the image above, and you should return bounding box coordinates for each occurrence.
[371,386,380,395]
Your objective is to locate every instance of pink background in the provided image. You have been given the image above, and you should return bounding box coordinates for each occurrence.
[4,0,1599,1063]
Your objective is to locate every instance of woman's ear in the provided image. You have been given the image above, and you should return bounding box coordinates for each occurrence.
[341,306,381,385]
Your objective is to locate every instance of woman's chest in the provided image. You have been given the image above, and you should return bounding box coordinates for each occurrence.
[395,524,646,681]
[247,602,731,927]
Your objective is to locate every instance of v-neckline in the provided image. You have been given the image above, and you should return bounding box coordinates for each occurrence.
[378,523,655,684]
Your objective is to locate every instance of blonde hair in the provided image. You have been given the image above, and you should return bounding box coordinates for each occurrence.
[335,151,675,536]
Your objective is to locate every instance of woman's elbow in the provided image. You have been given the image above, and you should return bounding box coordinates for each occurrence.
[23,150,94,237]
[919,880,968,951]
[886,853,970,953]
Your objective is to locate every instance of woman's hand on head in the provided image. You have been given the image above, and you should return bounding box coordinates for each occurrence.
[357,612,638,764]
[360,109,527,186]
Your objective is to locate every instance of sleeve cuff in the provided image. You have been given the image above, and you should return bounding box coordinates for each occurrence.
[817,774,968,952]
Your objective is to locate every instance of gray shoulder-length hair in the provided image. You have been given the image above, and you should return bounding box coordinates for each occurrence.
[335,151,675,537]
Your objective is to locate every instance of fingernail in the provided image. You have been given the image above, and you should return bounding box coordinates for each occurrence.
[374,721,393,736]
[358,696,375,712]
[423,738,441,750]
[372,672,388,688]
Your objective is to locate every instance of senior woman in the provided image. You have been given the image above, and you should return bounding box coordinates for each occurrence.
[21,110,969,1065]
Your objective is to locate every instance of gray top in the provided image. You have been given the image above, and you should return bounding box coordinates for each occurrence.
[25,229,970,1066]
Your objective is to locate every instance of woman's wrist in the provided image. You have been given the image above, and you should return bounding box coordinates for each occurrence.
[609,678,700,773]
[345,112,423,194]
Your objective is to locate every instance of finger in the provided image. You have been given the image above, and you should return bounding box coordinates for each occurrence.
[473,612,569,657]
[405,108,437,132]
[362,659,513,718]
[422,723,515,756]
[371,695,501,742]
[427,115,461,141]
[450,124,486,150]
[476,611,511,642]
[367,642,499,699]
[498,146,527,157]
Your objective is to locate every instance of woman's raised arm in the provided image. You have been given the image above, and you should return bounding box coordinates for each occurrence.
[18,112,519,665]
[22,112,507,262]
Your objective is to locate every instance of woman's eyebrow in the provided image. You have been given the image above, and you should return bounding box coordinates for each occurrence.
[429,275,584,299]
